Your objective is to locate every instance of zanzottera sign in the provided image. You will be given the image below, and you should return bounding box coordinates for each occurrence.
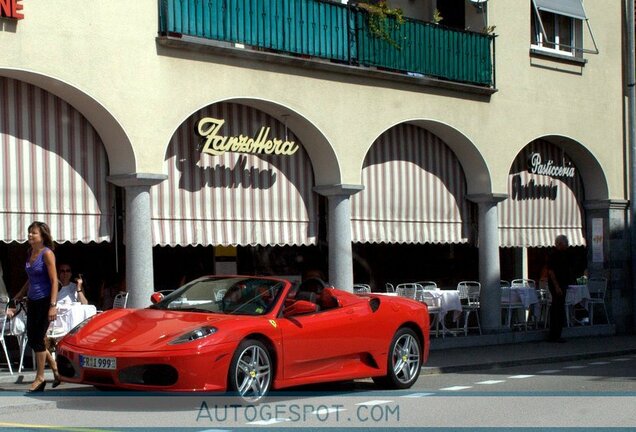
[197,117,299,157]
[511,153,576,201]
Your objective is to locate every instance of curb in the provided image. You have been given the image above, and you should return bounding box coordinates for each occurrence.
[421,347,636,375]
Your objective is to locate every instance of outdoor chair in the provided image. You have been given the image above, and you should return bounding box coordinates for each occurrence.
[586,277,609,325]
[353,284,371,294]
[112,292,129,309]
[396,283,425,302]
[457,281,481,335]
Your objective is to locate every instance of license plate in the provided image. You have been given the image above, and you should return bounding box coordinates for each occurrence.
[80,355,117,370]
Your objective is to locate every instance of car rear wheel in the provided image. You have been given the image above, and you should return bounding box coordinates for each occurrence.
[373,328,421,389]
[228,339,273,403]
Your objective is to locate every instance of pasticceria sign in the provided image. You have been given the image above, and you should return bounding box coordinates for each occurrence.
[197,117,299,157]
[0,0,24,19]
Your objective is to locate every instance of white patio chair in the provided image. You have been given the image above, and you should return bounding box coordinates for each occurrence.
[416,281,438,290]
[508,279,536,329]
[112,292,129,309]
[511,278,536,289]
[536,279,551,328]
[420,290,441,337]
[586,277,609,325]
[396,283,425,301]
[501,286,528,330]
[457,281,481,335]
[353,284,371,294]
[385,283,395,293]
[1,297,31,374]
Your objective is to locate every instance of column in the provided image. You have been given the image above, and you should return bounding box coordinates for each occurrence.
[314,184,364,292]
[108,173,167,308]
[468,193,507,333]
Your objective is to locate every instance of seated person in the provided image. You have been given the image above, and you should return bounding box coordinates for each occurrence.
[293,277,338,311]
[57,263,89,305]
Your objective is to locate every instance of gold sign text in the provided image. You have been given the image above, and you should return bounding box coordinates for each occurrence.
[197,117,299,157]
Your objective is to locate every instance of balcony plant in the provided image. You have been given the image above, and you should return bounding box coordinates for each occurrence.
[356,0,405,48]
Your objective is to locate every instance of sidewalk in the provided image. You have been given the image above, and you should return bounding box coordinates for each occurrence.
[425,333,636,374]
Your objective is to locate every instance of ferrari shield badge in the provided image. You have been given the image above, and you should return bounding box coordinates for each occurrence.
[269,319,277,328]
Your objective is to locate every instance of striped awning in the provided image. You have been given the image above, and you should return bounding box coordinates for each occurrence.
[351,124,471,244]
[0,78,114,244]
[150,102,317,247]
[498,140,585,247]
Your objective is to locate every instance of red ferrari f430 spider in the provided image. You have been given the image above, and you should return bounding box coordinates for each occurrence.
[56,276,430,402]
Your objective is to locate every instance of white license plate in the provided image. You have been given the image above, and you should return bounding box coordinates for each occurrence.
[80,355,117,370]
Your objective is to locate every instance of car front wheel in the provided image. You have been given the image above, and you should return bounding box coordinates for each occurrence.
[228,339,273,403]
[373,327,421,389]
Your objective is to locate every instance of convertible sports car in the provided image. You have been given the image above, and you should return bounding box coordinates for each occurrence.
[56,276,430,401]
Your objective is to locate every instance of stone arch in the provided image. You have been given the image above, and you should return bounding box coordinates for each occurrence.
[367,119,492,196]
[352,120,489,244]
[163,97,340,186]
[0,68,135,174]
[526,134,609,201]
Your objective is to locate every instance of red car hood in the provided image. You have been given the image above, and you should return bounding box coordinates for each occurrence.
[65,308,248,352]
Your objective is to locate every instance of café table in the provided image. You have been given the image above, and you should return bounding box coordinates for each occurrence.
[567,284,591,307]
[501,286,540,329]
[426,288,463,336]
[566,284,592,326]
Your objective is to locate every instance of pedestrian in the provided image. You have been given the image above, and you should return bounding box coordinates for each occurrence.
[13,221,62,391]
[56,262,89,305]
[546,234,574,343]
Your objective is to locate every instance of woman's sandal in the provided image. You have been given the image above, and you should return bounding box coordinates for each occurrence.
[52,369,62,388]
[28,378,46,393]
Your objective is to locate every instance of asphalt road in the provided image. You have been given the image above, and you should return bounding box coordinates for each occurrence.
[1,354,635,430]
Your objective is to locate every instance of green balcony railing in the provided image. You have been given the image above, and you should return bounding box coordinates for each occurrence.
[159,0,495,87]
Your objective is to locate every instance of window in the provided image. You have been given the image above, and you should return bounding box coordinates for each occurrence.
[530,0,597,58]
[531,8,581,56]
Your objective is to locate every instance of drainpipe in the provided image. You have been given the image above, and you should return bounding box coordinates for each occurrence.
[627,0,636,332]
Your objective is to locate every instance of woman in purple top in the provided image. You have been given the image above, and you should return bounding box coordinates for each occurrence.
[14,221,61,392]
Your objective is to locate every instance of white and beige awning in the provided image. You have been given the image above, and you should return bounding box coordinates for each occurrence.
[351,124,471,244]
[498,140,585,247]
[0,78,114,244]
[150,102,317,247]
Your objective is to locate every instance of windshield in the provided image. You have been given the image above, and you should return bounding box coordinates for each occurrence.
[150,276,285,316]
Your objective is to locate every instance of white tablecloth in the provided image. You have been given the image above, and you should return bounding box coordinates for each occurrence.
[567,285,591,306]
[48,303,97,338]
[427,289,462,322]
[501,287,540,315]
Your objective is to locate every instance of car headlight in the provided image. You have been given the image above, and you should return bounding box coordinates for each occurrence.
[168,326,217,345]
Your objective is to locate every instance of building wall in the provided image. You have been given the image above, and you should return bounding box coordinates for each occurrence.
[0,0,630,327]
[0,0,625,202]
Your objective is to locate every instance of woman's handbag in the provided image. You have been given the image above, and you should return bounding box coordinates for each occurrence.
[10,302,26,335]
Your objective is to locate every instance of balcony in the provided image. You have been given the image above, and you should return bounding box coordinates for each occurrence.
[158,0,495,88]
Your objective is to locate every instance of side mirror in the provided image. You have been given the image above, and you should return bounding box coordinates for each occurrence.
[283,300,318,317]
[150,292,164,304]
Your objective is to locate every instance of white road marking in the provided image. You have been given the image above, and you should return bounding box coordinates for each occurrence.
[311,407,346,415]
[475,380,506,385]
[402,392,436,397]
[440,386,473,391]
[508,375,534,379]
[589,361,610,365]
[247,418,291,425]
[611,358,632,362]
[563,365,586,369]
[538,370,560,374]
[355,400,393,406]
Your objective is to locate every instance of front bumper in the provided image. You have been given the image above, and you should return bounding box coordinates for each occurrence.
[56,341,236,392]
